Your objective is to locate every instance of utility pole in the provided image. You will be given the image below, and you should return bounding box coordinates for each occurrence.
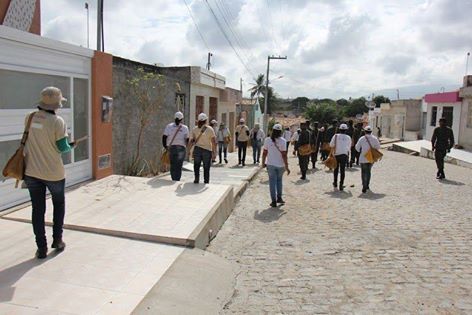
[206,52,213,71]
[97,0,104,51]
[466,52,471,76]
[263,55,287,133]
[240,78,243,97]
[85,2,89,48]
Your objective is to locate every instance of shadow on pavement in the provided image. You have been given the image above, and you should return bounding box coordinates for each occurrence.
[0,258,46,303]
[346,168,359,172]
[357,192,386,200]
[147,178,177,189]
[438,179,465,186]
[175,182,209,196]
[293,179,310,185]
[324,190,353,199]
[254,207,286,223]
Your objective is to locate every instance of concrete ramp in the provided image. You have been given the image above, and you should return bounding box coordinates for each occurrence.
[3,175,234,249]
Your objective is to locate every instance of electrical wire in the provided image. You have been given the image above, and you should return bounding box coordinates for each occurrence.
[182,0,210,52]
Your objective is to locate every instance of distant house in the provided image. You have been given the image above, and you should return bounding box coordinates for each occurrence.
[424,91,462,143]
[459,75,472,151]
[219,87,242,152]
[375,99,422,140]
[236,98,263,131]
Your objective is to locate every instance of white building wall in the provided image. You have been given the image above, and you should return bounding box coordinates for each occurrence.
[425,102,462,141]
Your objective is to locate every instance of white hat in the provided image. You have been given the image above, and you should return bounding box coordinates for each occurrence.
[38,87,67,110]
[339,123,348,130]
[239,118,245,123]
[211,119,217,125]
[364,125,372,132]
[198,113,208,122]
[273,123,283,131]
[174,111,184,120]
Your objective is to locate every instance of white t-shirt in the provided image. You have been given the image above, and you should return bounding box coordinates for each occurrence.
[164,123,189,147]
[291,132,299,142]
[355,134,381,164]
[263,137,287,167]
[330,134,352,156]
[283,130,292,141]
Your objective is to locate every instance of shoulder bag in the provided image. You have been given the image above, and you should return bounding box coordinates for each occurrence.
[364,136,383,163]
[2,112,36,188]
[298,131,312,156]
[324,135,338,170]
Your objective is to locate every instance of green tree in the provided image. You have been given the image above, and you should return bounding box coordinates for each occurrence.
[373,95,391,107]
[336,98,350,107]
[342,97,368,117]
[259,86,277,114]
[249,73,265,99]
[304,101,340,124]
[291,97,309,112]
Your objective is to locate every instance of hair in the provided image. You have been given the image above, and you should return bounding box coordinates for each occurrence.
[198,120,206,128]
[271,129,282,142]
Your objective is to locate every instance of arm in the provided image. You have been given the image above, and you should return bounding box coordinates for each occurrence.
[449,130,455,150]
[162,135,168,149]
[355,138,362,152]
[431,129,437,151]
[211,136,217,159]
[262,149,268,167]
[56,137,72,153]
[282,150,290,175]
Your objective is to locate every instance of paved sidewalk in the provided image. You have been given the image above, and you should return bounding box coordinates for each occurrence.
[208,150,472,314]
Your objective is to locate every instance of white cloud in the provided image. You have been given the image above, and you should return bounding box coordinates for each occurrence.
[40,0,471,99]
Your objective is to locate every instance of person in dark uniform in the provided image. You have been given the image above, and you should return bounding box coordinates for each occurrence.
[346,120,354,168]
[310,121,320,169]
[431,117,454,179]
[350,122,363,167]
[326,120,338,142]
[319,125,328,161]
[295,122,311,180]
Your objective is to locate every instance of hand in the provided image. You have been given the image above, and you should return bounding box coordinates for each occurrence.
[68,141,76,148]
[285,167,290,175]
[262,163,266,168]
[432,146,435,152]
[212,151,216,160]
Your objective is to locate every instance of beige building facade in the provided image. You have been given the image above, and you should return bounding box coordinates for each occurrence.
[459,75,472,151]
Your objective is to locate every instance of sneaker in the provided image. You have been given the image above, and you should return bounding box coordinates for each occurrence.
[224,159,228,164]
[339,185,345,191]
[333,182,337,188]
[193,180,199,184]
[270,201,277,207]
[36,247,47,259]
[277,197,285,204]
[300,176,306,180]
[51,239,66,251]
[362,188,367,193]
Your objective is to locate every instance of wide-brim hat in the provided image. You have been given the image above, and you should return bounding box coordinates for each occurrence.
[38,86,66,111]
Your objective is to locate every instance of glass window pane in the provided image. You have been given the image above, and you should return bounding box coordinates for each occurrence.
[0,140,21,181]
[73,78,89,162]
[0,69,70,109]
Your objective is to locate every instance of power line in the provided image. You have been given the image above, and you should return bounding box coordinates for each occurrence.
[205,0,256,78]
[182,0,210,51]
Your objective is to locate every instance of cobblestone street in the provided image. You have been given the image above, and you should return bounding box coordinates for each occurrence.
[208,150,472,314]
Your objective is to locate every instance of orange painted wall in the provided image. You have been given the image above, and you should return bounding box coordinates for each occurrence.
[91,51,113,179]
[0,0,41,35]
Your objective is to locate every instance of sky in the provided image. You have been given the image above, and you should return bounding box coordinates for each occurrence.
[41,0,472,100]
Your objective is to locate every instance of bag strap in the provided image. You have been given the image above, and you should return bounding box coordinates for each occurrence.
[21,112,36,147]
[194,126,207,146]
[168,124,182,147]
[365,135,373,149]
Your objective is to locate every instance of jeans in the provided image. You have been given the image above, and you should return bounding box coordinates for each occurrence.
[193,146,212,183]
[361,163,373,189]
[267,165,285,202]
[298,154,309,177]
[218,142,228,162]
[24,175,65,248]
[169,145,186,181]
[435,149,446,175]
[252,140,262,163]
[350,148,359,165]
[237,141,247,164]
[333,154,348,186]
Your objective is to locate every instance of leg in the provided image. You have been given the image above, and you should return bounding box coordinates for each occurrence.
[202,149,212,183]
[223,143,228,163]
[45,178,66,243]
[242,142,247,165]
[267,165,277,204]
[339,154,347,188]
[276,166,284,201]
[256,144,261,163]
[435,150,446,177]
[333,156,340,187]
[237,142,242,164]
[193,146,202,183]
[365,163,372,188]
[252,143,257,163]
[169,146,179,180]
[218,142,223,163]
[174,146,186,180]
[361,163,368,191]
[25,176,47,249]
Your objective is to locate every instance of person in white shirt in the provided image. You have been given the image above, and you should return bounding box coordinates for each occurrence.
[355,126,381,193]
[216,123,231,164]
[330,123,352,190]
[262,124,290,207]
[250,123,265,164]
[235,118,250,166]
[163,112,189,181]
[283,127,292,151]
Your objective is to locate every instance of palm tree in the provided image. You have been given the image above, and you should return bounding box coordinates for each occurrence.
[249,74,265,100]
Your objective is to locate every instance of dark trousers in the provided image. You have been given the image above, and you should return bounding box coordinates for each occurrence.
[237,141,248,164]
[218,142,228,162]
[252,141,262,163]
[321,143,329,160]
[333,154,348,186]
[310,148,318,167]
[435,149,446,175]
[193,146,212,183]
[361,163,373,189]
[24,175,65,249]
[351,148,360,165]
[169,145,186,181]
[298,154,310,177]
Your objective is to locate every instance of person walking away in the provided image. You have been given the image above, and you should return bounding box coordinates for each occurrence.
[330,123,351,191]
[163,111,189,181]
[291,128,300,156]
[355,126,381,193]
[319,126,328,161]
[216,123,231,164]
[431,117,454,179]
[310,121,320,169]
[210,120,218,163]
[262,124,290,207]
[295,122,311,180]
[346,120,354,168]
[235,118,250,166]
[326,120,338,144]
[190,113,216,184]
[24,87,76,259]
[283,127,292,151]
[350,122,362,167]
[250,123,265,164]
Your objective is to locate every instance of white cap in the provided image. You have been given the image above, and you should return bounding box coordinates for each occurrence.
[273,123,283,131]
[174,111,184,120]
[198,113,208,122]
[239,118,245,123]
[339,123,348,130]
[211,119,217,125]
[364,125,372,132]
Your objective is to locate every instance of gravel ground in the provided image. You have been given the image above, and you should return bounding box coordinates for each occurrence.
[208,149,472,314]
